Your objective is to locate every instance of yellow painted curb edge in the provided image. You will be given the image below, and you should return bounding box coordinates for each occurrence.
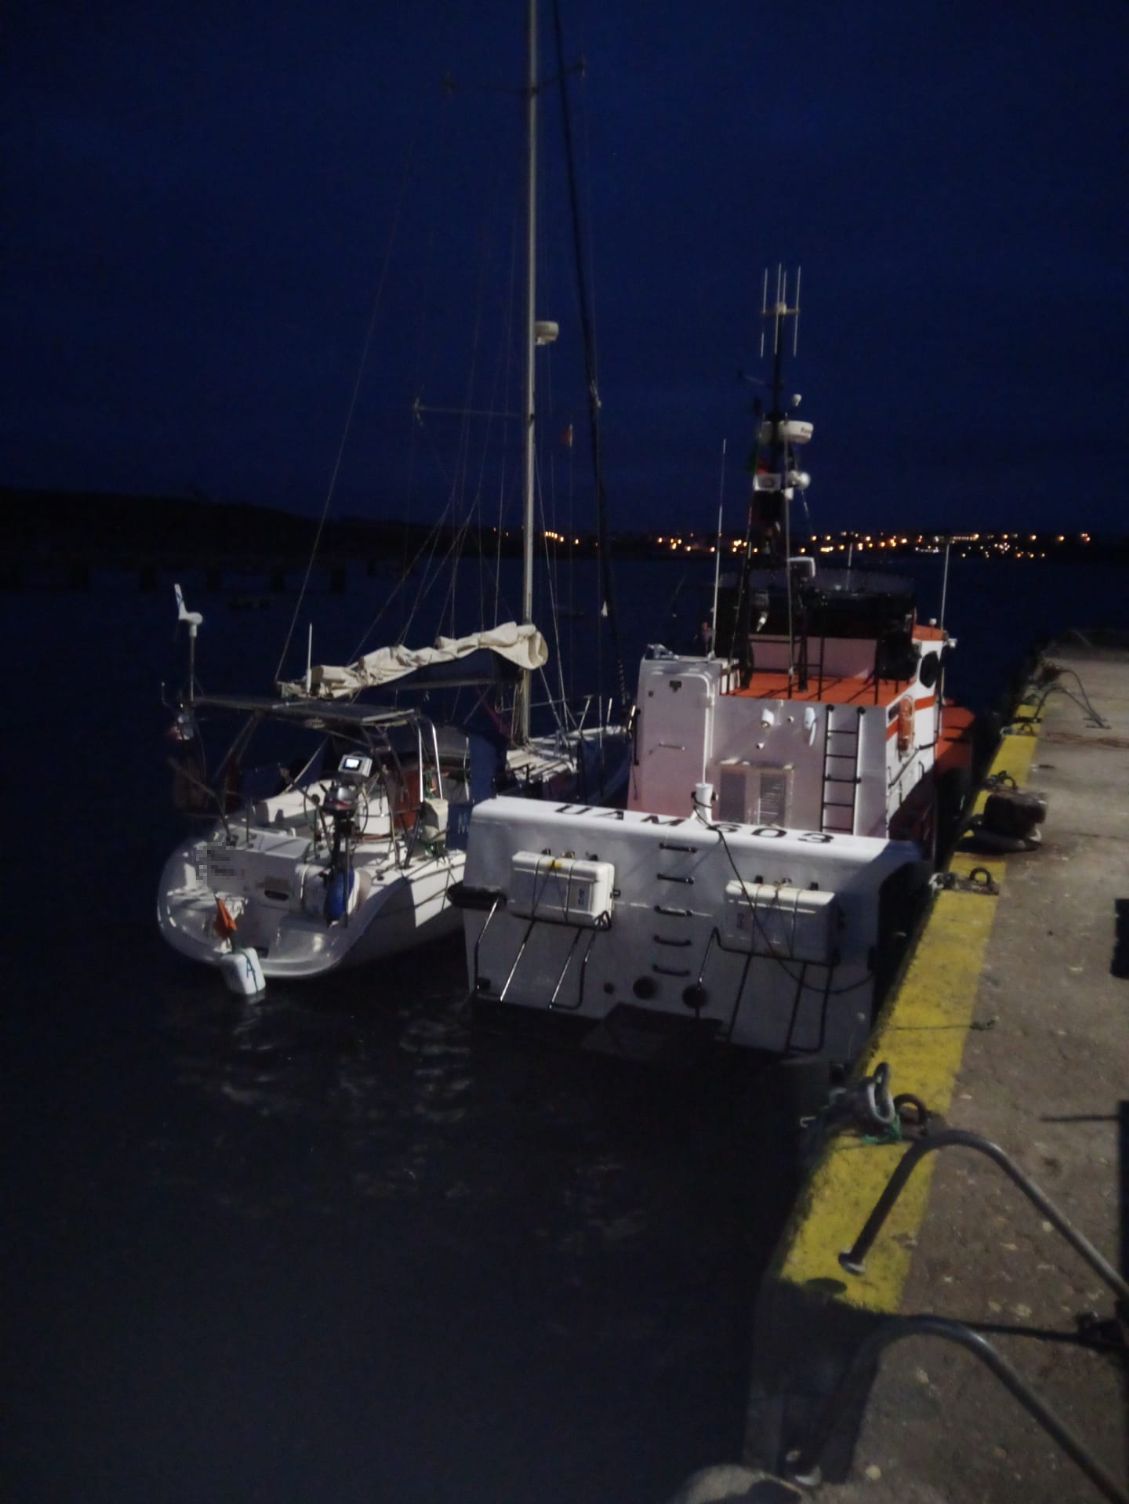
[775,712,1042,1313]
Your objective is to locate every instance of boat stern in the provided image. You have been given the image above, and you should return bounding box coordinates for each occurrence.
[458,796,928,1060]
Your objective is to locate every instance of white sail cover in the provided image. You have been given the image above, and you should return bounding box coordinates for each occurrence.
[279,621,549,700]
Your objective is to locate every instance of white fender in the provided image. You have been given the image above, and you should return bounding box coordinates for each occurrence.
[218,946,266,998]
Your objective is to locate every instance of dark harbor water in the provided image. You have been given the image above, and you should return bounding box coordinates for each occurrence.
[3,555,1125,1502]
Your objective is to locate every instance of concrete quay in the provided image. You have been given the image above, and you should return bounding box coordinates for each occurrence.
[727,638,1128,1504]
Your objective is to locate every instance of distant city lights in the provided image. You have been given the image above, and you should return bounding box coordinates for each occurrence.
[534,525,1101,563]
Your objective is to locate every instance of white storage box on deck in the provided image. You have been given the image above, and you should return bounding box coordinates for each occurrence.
[508,852,616,927]
[721,881,839,962]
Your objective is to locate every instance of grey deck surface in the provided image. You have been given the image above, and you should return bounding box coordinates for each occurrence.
[799,640,1128,1503]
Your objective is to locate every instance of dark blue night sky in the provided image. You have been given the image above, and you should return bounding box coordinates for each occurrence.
[5,1,1128,537]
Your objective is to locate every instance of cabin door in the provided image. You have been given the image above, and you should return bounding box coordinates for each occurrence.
[629,670,714,818]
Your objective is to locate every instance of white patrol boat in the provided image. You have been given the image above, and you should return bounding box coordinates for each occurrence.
[453,272,974,1060]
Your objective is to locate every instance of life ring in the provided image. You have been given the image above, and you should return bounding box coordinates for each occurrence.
[896,695,915,756]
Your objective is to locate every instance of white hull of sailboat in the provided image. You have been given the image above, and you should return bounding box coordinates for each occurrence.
[158,839,464,980]
[158,725,630,984]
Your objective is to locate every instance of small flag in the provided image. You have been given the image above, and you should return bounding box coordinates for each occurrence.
[561,423,574,449]
[214,896,239,940]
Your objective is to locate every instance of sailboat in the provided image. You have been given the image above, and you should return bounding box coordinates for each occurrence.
[157,3,630,994]
[453,270,976,1062]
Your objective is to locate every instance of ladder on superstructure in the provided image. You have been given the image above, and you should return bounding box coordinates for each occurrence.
[820,706,863,834]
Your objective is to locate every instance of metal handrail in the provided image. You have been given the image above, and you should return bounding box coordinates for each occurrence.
[786,1315,1127,1504]
[548,928,584,1009]
[470,896,502,994]
[838,1128,1129,1307]
[498,919,537,1003]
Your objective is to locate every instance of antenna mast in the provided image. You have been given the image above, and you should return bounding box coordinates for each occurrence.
[750,264,807,562]
[751,266,810,685]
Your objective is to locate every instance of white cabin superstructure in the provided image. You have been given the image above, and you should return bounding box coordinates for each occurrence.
[631,618,956,842]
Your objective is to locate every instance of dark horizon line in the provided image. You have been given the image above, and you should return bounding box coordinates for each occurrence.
[5,485,1126,555]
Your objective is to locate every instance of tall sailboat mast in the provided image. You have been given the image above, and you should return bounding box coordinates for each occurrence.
[519,0,539,742]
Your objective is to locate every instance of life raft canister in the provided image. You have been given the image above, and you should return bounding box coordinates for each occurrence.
[896,695,915,757]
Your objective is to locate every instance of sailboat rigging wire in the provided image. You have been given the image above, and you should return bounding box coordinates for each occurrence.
[711,438,727,633]
[412,402,521,421]
[455,223,519,640]
[493,458,508,624]
[564,417,577,705]
[537,335,575,720]
[939,537,952,632]
[535,454,573,723]
[396,385,517,649]
[561,32,600,704]
[273,112,424,686]
[440,337,476,641]
[491,219,521,626]
[732,406,762,671]
[333,77,481,665]
[785,454,795,686]
[346,426,461,660]
[403,165,509,647]
[577,56,599,374]
[551,0,626,716]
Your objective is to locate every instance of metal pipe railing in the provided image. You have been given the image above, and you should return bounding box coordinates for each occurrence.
[786,1315,1128,1504]
[838,1128,1129,1307]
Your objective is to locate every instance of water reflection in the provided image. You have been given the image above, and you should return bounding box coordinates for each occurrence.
[158,940,475,1211]
[144,931,797,1503]
[156,938,785,1284]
